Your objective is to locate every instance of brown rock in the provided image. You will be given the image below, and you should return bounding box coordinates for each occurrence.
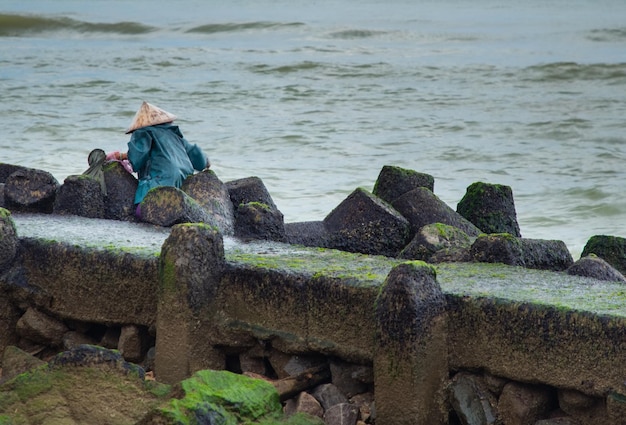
[324,402,359,425]
[498,382,555,425]
[284,391,324,419]
[1,345,46,383]
[118,325,147,363]
[140,186,211,227]
[62,331,98,350]
[103,161,138,221]
[16,308,68,347]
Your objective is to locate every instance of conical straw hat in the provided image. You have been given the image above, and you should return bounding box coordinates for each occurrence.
[125,101,177,134]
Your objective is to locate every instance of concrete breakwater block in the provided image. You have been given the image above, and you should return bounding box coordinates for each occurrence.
[470,233,573,271]
[324,187,410,257]
[457,181,522,237]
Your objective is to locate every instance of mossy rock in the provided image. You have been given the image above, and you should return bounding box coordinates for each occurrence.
[149,369,323,424]
[581,235,626,276]
[0,353,170,424]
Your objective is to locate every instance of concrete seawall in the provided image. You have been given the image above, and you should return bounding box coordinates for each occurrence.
[3,214,626,424]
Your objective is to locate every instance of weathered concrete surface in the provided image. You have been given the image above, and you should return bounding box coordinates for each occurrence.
[374,262,448,425]
[5,213,626,424]
[446,296,626,397]
[4,238,159,326]
[156,223,226,384]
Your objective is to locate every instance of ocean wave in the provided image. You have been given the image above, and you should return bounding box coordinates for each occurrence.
[587,27,626,42]
[521,62,626,82]
[186,21,304,34]
[0,13,155,37]
[327,29,389,39]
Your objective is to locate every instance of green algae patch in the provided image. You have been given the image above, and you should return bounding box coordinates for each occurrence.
[436,262,626,317]
[155,369,323,424]
[227,244,403,286]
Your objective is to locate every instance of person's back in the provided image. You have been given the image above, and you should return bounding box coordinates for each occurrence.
[106,101,210,210]
[128,122,207,204]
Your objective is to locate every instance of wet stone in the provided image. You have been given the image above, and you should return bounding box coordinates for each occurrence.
[391,187,481,238]
[581,235,626,276]
[16,308,68,348]
[567,254,626,283]
[457,181,521,237]
[182,169,235,235]
[324,187,410,257]
[323,402,359,425]
[53,175,105,218]
[140,185,211,227]
[372,165,434,204]
[4,167,60,213]
[226,176,278,210]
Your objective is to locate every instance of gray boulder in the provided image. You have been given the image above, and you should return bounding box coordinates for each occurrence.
[16,308,68,348]
[324,188,410,257]
[399,222,472,262]
[372,165,434,204]
[0,163,28,183]
[234,201,287,242]
[226,176,278,210]
[457,181,521,237]
[323,402,359,425]
[471,234,573,271]
[182,170,235,236]
[103,161,138,221]
[140,186,211,227]
[391,187,481,238]
[567,254,626,283]
[498,382,555,425]
[449,372,498,425]
[581,235,626,276]
[4,167,59,213]
[285,220,332,248]
[53,175,105,218]
[0,208,18,272]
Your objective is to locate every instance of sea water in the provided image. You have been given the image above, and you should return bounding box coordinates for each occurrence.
[1,0,625,257]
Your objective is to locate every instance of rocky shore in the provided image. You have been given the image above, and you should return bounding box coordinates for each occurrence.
[1,160,626,424]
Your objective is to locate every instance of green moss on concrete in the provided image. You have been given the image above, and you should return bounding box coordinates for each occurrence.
[437,262,626,317]
[227,245,403,286]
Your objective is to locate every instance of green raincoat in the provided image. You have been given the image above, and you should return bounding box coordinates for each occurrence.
[127,123,208,205]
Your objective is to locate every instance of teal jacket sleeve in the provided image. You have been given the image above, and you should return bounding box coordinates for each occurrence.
[126,129,153,173]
